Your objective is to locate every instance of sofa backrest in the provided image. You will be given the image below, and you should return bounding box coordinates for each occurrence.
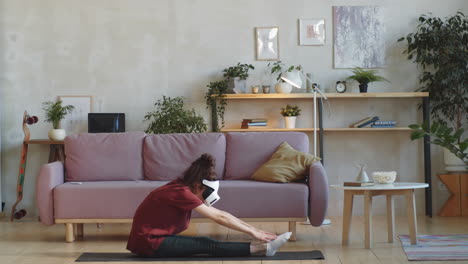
[143,133,226,181]
[65,132,146,181]
[224,132,309,180]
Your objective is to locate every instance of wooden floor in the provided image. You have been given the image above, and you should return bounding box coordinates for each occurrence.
[0,216,467,264]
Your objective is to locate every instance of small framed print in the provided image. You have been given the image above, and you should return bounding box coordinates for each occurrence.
[58,95,93,134]
[299,19,325,46]
[255,27,279,61]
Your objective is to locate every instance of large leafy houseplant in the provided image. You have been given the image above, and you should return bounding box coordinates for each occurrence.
[205,80,228,131]
[223,62,255,80]
[144,96,207,134]
[42,100,74,129]
[346,67,389,93]
[399,12,468,165]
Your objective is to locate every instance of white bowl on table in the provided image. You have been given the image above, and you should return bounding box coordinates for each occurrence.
[372,171,397,184]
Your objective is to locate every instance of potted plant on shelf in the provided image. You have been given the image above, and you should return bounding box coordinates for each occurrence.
[269,61,302,93]
[223,62,255,94]
[346,67,389,93]
[42,100,75,140]
[280,104,301,129]
[144,96,207,134]
[399,12,468,171]
[205,80,228,132]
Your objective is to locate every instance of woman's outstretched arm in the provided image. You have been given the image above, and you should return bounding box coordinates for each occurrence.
[194,204,277,242]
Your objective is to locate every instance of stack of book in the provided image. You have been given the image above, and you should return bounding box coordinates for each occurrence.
[371,120,397,128]
[350,117,397,128]
[241,118,267,129]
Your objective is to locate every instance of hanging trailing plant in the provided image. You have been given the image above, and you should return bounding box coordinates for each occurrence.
[205,80,228,131]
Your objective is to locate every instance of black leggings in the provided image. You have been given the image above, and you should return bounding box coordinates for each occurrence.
[152,235,251,257]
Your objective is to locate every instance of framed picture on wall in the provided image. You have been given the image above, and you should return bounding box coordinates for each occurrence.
[255,27,279,61]
[58,95,93,135]
[299,19,325,45]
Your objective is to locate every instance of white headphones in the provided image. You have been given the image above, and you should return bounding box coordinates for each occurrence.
[202,179,220,206]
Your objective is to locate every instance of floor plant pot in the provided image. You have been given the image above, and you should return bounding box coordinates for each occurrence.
[284,116,297,129]
[444,147,467,172]
[275,82,293,93]
[227,77,247,94]
[48,129,66,141]
[359,83,368,93]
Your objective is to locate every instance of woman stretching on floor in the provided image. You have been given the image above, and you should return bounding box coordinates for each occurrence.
[127,153,291,258]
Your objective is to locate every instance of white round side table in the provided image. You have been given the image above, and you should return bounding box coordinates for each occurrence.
[330,182,429,249]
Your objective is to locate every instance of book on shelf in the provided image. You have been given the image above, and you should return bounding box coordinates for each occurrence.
[374,120,397,125]
[242,118,267,123]
[349,117,372,128]
[243,122,267,126]
[371,124,396,128]
[344,181,374,187]
[357,116,379,128]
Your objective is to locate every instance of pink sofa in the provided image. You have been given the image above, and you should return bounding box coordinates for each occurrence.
[36,132,328,242]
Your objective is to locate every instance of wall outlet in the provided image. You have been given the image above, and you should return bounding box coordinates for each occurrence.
[438,180,448,191]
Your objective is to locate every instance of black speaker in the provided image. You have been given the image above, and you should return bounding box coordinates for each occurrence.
[88,113,125,133]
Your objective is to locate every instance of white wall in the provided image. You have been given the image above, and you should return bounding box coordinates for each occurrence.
[0,0,465,217]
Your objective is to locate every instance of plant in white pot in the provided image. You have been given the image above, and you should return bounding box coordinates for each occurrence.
[269,61,302,93]
[42,100,74,140]
[223,62,255,94]
[400,12,468,171]
[281,104,301,129]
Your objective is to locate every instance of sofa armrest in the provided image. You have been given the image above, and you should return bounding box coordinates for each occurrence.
[36,161,64,225]
[308,161,328,227]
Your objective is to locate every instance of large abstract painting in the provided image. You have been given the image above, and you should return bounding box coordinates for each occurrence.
[333,6,385,68]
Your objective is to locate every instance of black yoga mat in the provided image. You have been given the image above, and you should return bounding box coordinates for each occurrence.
[76,251,324,262]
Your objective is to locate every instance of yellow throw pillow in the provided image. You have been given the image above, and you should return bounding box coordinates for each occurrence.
[251,142,321,183]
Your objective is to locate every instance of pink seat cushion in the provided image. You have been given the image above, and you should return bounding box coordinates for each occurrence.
[225,132,309,180]
[54,180,307,219]
[143,133,226,181]
[65,132,146,181]
[54,181,169,219]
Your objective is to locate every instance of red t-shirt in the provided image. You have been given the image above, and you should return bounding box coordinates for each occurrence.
[126,180,203,256]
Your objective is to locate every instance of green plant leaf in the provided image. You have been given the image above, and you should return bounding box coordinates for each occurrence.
[411,131,426,140]
[408,124,421,130]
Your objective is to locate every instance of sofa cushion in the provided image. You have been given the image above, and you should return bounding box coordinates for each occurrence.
[65,132,146,181]
[225,132,309,180]
[252,142,320,183]
[143,133,226,181]
[54,180,308,219]
[54,181,169,219]
[193,180,308,218]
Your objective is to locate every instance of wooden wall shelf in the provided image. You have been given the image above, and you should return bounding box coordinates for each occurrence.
[221,127,412,132]
[219,92,429,100]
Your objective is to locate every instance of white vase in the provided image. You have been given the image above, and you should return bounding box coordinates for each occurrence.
[48,129,66,141]
[284,116,297,129]
[275,82,292,93]
[444,147,467,172]
[282,70,302,88]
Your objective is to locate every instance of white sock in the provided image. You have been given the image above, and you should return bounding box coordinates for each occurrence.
[266,232,292,256]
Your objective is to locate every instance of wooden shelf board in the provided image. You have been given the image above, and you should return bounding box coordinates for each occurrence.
[25,139,64,145]
[219,92,428,99]
[220,127,412,132]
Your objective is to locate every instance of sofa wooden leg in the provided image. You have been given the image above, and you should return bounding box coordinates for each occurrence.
[77,224,84,239]
[65,223,75,243]
[288,221,296,241]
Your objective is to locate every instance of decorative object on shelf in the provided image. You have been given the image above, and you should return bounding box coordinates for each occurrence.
[281,104,301,129]
[145,96,207,134]
[346,67,389,93]
[333,6,385,68]
[335,81,347,93]
[306,73,313,93]
[255,27,279,61]
[399,12,468,171]
[223,62,255,94]
[299,19,325,46]
[269,61,302,94]
[372,171,397,184]
[42,100,75,140]
[410,122,468,171]
[205,80,228,131]
[355,163,370,182]
[58,95,92,135]
[251,85,259,94]
[281,69,329,156]
[262,85,271,94]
